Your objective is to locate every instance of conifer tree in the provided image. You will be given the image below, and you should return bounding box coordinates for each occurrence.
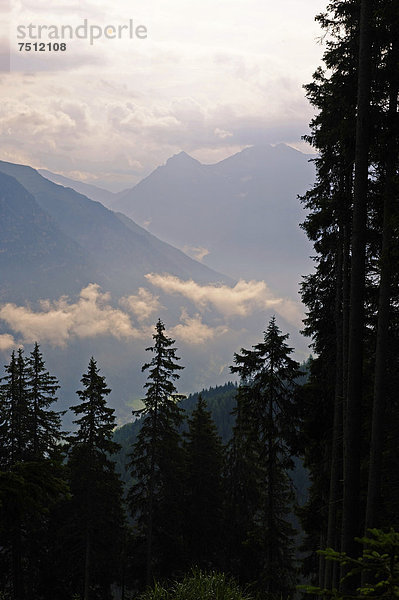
[298,1,399,592]
[342,0,373,569]
[365,3,399,533]
[0,350,27,469]
[0,349,28,599]
[227,317,301,599]
[23,344,66,599]
[25,342,62,460]
[183,394,224,570]
[128,318,185,586]
[0,346,66,599]
[68,357,124,600]
[225,383,263,582]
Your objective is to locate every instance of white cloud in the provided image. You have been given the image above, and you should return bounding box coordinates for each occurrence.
[146,273,303,326]
[0,279,305,364]
[0,284,146,346]
[120,288,161,322]
[0,333,17,352]
[182,245,210,262]
[214,128,233,139]
[170,310,227,345]
[0,0,325,189]
[0,283,228,349]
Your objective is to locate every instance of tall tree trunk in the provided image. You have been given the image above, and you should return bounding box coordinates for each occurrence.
[324,224,344,590]
[12,517,23,600]
[335,212,351,591]
[342,217,351,406]
[121,529,126,600]
[146,391,159,586]
[267,357,275,596]
[326,170,352,590]
[84,445,95,600]
[341,0,372,579]
[84,530,91,600]
[267,410,274,595]
[365,36,399,531]
[146,449,155,586]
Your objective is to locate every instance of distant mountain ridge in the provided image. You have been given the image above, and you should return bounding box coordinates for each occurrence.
[0,160,229,302]
[0,159,237,422]
[38,145,315,301]
[38,169,119,208]
[0,171,96,302]
[0,151,312,422]
[110,144,315,299]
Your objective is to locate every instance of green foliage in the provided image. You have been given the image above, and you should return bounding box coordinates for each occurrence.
[67,357,125,599]
[299,529,399,598]
[128,319,186,584]
[70,356,120,456]
[0,345,63,466]
[183,395,224,569]
[114,382,237,481]
[226,317,301,597]
[0,345,67,599]
[0,350,30,466]
[26,342,62,459]
[182,383,238,443]
[137,569,253,600]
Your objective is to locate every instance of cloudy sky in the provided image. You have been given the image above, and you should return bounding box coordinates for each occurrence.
[0,276,303,351]
[1,0,326,190]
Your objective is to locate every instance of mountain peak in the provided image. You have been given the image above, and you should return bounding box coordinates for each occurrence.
[166,151,200,167]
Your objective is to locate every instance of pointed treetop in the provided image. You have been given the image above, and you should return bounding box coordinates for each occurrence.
[70,357,119,456]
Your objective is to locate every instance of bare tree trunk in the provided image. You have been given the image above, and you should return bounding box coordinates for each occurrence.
[341,0,372,585]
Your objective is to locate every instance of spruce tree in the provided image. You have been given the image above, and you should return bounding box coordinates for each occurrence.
[128,318,185,586]
[0,346,66,599]
[225,383,263,582]
[298,0,399,591]
[227,317,301,598]
[365,4,399,533]
[342,0,373,572]
[68,357,124,600]
[24,344,66,599]
[183,394,224,570]
[0,350,28,469]
[25,342,62,460]
[0,349,28,599]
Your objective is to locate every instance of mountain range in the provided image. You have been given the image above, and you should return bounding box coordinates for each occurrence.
[38,168,119,208]
[111,144,315,299]
[0,161,227,302]
[0,145,315,423]
[40,144,315,299]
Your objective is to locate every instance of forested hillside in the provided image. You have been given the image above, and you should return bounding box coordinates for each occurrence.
[0,319,308,598]
[113,382,237,479]
[1,1,399,599]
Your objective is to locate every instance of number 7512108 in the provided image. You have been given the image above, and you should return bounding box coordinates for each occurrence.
[18,42,67,51]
